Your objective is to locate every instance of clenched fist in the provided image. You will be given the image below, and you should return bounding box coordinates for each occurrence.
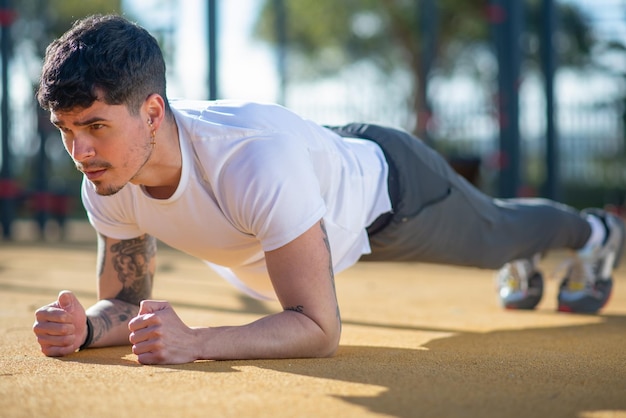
[33,291,88,357]
[128,300,199,365]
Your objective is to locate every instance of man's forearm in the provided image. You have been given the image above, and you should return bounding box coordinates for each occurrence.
[85,299,139,348]
[194,310,340,361]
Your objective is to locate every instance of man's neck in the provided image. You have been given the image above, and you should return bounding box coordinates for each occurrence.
[138,117,182,199]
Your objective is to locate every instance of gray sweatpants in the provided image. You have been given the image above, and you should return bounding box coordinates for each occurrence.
[330,123,591,269]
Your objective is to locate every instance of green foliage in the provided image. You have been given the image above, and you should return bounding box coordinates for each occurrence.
[525,0,595,67]
[54,1,122,36]
[254,0,487,77]
[253,0,593,79]
[14,0,122,52]
[255,0,391,77]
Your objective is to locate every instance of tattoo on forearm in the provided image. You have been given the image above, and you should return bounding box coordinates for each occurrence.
[109,235,157,305]
[285,305,304,313]
[319,220,341,329]
[91,300,138,345]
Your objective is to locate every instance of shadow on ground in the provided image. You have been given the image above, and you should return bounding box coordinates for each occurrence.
[60,314,626,418]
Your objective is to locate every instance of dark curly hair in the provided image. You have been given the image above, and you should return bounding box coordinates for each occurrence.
[37,14,170,115]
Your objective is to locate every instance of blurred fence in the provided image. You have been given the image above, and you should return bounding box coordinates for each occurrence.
[431,98,625,202]
[292,94,626,209]
[1,89,625,241]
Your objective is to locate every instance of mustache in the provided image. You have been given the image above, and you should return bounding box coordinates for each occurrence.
[75,161,112,173]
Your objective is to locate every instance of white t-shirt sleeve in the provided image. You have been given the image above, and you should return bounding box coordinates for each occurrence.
[215,132,326,252]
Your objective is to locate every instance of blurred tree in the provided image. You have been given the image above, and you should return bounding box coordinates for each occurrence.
[14,0,122,52]
[254,0,594,137]
[524,0,594,67]
[9,0,122,225]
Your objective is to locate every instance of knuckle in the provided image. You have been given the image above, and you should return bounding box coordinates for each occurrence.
[41,345,62,357]
[138,353,157,365]
[34,309,49,321]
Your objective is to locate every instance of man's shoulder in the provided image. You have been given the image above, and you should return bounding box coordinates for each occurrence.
[169,99,282,116]
[171,99,304,130]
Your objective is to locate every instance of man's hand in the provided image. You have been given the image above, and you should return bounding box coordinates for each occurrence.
[33,290,88,357]
[128,300,198,365]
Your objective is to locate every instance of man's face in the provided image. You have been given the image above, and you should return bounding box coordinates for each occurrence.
[50,99,154,196]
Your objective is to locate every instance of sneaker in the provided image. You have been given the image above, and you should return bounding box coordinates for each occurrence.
[497,253,544,310]
[558,209,625,313]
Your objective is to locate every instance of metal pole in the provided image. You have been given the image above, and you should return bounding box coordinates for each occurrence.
[0,0,14,239]
[273,0,287,106]
[491,0,522,198]
[34,108,49,238]
[208,0,218,100]
[541,0,559,200]
[417,0,438,144]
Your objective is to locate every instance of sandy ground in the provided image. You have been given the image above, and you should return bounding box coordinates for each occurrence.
[1,221,625,418]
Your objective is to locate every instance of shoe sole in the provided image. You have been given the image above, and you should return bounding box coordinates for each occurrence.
[558,279,613,313]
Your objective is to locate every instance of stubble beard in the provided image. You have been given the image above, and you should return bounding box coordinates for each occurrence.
[88,137,155,197]
[92,180,125,197]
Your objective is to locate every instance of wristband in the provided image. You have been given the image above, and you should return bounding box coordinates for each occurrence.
[79,317,94,351]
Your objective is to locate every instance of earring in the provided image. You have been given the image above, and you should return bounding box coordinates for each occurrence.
[148,119,156,146]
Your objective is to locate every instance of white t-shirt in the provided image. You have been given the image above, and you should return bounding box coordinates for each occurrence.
[83,100,391,300]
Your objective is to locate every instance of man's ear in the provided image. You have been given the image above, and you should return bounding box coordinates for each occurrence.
[143,93,167,129]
